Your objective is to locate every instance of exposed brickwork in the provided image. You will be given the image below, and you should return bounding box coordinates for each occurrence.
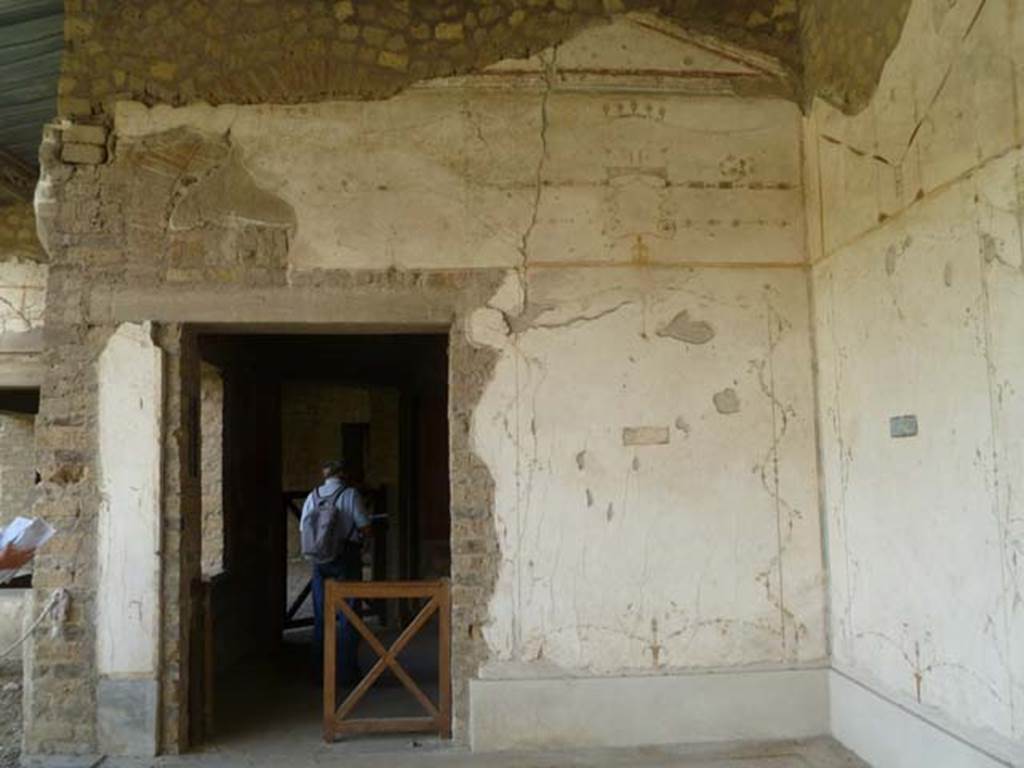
[800,0,913,112]
[655,0,800,67]
[200,363,224,578]
[23,314,113,755]
[56,0,923,121]
[59,0,802,117]
[446,315,500,737]
[26,120,506,752]
[0,413,37,528]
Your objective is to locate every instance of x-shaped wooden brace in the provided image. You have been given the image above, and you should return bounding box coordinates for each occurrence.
[334,596,439,721]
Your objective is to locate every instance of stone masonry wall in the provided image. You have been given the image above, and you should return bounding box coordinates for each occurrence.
[200,363,223,578]
[58,0,801,118]
[57,0,931,120]
[26,113,506,751]
[0,412,37,527]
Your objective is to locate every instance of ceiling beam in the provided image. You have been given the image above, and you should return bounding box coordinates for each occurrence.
[0,145,36,203]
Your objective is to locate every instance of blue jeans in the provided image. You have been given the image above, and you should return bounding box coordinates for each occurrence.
[311,550,362,682]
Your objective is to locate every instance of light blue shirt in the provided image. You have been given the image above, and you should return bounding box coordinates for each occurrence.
[300,478,370,542]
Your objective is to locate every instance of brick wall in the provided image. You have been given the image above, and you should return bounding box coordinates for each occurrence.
[57,0,801,117]
[200,363,224,578]
[0,412,37,527]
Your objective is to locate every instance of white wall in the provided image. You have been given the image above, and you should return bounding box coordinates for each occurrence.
[472,265,824,675]
[96,322,163,755]
[806,0,1024,762]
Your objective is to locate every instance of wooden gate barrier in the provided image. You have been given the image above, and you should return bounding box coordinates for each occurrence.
[323,580,451,741]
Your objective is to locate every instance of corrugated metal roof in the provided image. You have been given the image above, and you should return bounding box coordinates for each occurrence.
[0,0,62,168]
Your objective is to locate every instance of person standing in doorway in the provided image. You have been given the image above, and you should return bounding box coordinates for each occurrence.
[300,459,371,685]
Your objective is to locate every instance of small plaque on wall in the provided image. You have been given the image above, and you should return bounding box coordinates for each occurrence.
[890,414,918,438]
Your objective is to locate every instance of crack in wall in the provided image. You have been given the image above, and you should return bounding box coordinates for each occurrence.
[529,300,636,331]
[973,179,1020,735]
[515,46,558,308]
[815,0,998,263]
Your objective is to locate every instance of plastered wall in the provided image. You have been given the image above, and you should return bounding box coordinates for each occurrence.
[96,323,163,755]
[472,266,824,675]
[806,0,1024,757]
[24,18,827,754]
[110,24,823,678]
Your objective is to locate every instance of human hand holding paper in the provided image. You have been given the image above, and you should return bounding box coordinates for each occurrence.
[0,544,33,571]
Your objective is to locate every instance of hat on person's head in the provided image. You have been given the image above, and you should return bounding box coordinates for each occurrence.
[322,459,345,478]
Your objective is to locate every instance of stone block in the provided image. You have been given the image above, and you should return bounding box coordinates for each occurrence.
[61,143,106,165]
[378,50,408,71]
[436,21,464,40]
[96,677,159,756]
[62,124,107,146]
[333,1,354,21]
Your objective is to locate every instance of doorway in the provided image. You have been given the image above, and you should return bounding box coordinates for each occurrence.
[192,331,451,750]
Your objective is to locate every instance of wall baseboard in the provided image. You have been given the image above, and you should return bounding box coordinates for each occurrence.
[469,666,829,752]
[829,669,1018,768]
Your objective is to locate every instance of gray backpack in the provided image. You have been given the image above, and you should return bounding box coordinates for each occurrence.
[301,485,351,563]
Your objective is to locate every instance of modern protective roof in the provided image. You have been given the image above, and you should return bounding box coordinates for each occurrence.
[0,0,62,169]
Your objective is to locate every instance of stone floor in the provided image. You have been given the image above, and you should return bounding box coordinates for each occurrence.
[10,614,872,768]
[96,737,868,768]
[109,632,867,768]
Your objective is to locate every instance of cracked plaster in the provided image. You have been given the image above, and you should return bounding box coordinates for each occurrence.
[24,14,830,757]
[807,0,1024,757]
[106,17,820,679]
[473,266,823,676]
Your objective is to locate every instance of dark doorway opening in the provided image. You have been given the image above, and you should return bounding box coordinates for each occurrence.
[194,332,450,750]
